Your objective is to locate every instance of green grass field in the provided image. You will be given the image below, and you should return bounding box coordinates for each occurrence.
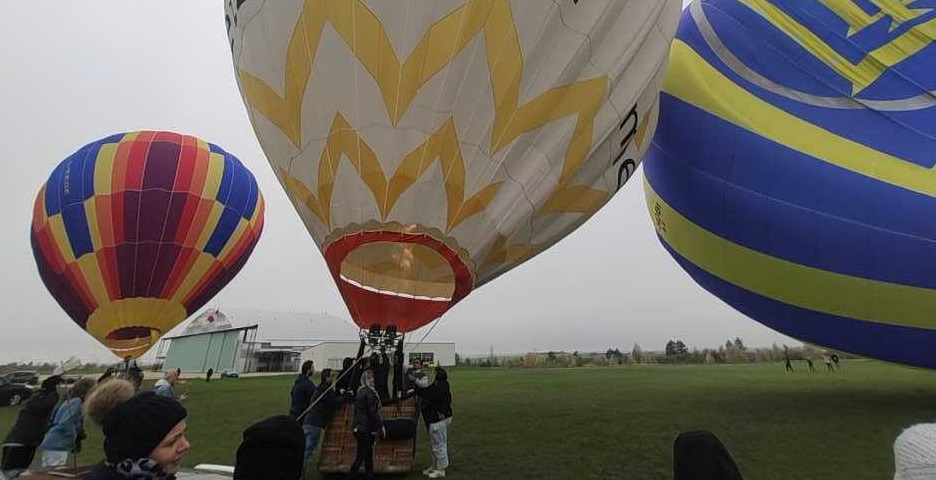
[3,361,935,479]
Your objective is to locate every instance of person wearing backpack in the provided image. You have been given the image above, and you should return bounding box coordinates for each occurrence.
[1,375,64,471]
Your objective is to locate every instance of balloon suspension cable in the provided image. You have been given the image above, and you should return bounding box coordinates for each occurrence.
[404,314,445,356]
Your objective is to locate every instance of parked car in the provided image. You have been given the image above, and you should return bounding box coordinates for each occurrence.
[2,371,39,385]
[220,369,239,378]
[0,376,33,406]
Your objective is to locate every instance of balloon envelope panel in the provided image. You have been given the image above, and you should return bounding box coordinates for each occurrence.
[645,0,936,368]
[31,131,265,359]
[227,0,682,332]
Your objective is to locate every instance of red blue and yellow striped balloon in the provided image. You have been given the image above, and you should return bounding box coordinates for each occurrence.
[645,0,936,369]
[30,131,265,359]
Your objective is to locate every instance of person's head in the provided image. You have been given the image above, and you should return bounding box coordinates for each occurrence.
[320,368,334,385]
[300,360,314,377]
[894,423,936,480]
[342,357,354,370]
[84,379,190,475]
[165,370,179,384]
[360,369,375,389]
[412,358,423,370]
[40,375,64,393]
[70,377,96,401]
[234,415,305,480]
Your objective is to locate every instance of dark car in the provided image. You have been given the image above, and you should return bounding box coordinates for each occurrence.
[0,376,33,406]
[2,371,39,385]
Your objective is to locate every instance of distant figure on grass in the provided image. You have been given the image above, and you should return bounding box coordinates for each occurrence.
[419,367,453,479]
[893,423,936,480]
[805,355,815,372]
[234,415,305,480]
[674,430,744,480]
[350,369,385,480]
[824,355,835,372]
[301,369,343,468]
[82,379,190,480]
[1,375,64,471]
[831,354,840,371]
[206,368,214,383]
[155,370,188,401]
[39,378,96,468]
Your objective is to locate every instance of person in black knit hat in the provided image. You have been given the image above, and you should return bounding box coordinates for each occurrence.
[233,415,305,480]
[82,379,190,480]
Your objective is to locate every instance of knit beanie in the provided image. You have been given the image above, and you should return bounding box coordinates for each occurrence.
[234,415,305,480]
[102,392,187,464]
[894,423,936,480]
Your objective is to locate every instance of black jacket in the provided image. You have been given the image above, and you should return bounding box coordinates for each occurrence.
[4,390,60,446]
[352,387,383,433]
[419,368,453,425]
[306,383,343,428]
[372,354,391,401]
[289,374,316,418]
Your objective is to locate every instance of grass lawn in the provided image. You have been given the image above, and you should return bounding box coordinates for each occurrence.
[2,360,935,479]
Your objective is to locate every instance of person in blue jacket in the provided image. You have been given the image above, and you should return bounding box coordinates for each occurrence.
[38,378,95,467]
[301,369,343,468]
[289,360,317,460]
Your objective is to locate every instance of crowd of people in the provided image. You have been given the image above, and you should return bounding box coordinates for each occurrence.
[287,352,453,479]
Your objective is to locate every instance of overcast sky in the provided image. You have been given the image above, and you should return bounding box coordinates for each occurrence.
[0,1,799,364]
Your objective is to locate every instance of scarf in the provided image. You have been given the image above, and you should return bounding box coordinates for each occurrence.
[110,458,173,480]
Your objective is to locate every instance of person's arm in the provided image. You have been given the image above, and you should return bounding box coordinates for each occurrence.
[325,389,344,409]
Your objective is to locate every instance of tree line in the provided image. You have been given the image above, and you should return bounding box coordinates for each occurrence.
[456,339,852,368]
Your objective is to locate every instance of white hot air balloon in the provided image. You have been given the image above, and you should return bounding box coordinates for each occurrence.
[226,0,681,334]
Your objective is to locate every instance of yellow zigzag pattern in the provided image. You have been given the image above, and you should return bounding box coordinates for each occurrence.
[280,113,504,231]
[239,0,610,225]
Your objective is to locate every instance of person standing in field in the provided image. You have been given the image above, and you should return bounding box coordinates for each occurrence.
[350,369,384,479]
[823,354,834,372]
[289,360,317,463]
[206,368,214,383]
[805,355,815,372]
[301,369,343,469]
[371,352,391,403]
[419,367,453,478]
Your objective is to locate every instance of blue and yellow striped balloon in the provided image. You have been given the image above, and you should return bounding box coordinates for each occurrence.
[644,0,936,368]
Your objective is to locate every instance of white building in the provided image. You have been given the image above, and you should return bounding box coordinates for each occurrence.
[156,308,455,373]
[300,341,456,370]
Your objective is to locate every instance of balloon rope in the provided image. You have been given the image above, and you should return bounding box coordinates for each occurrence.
[404,314,445,356]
